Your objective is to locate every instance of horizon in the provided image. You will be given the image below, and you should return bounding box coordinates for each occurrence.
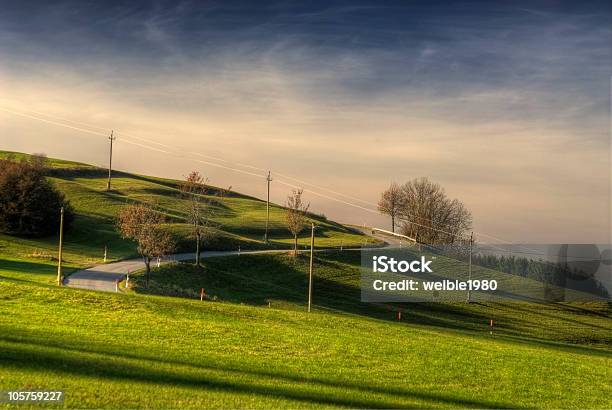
[1,0,610,243]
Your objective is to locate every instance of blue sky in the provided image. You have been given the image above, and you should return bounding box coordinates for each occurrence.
[0,0,610,242]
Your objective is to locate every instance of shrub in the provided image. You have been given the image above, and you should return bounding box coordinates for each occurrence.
[0,155,73,237]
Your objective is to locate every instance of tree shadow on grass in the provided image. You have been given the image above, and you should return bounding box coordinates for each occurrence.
[487,302,612,331]
[143,254,501,334]
[142,252,612,349]
[0,259,56,276]
[48,168,252,200]
[0,337,522,409]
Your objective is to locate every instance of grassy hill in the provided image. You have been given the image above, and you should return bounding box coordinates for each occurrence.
[0,150,375,285]
[0,151,610,408]
[130,250,612,348]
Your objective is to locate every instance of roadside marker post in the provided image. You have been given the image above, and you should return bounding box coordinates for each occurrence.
[126,270,130,288]
[200,288,205,301]
[104,245,107,263]
[489,319,494,335]
[115,279,119,293]
[397,311,402,321]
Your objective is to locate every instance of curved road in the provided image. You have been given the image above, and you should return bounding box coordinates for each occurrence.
[64,228,401,292]
[64,250,287,292]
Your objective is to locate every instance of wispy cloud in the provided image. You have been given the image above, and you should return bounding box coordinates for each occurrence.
[0,0,609,242]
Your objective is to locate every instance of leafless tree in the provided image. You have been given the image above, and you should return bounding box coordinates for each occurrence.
[285,189,310,256]
[117,203,176,287]
[179,171,221,268]
[377,182,403,233]
[396,177,472,245]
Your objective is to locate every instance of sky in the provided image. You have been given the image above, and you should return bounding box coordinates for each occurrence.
[0,0,610,243]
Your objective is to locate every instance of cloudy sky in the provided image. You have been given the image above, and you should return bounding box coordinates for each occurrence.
[0,0,610,243]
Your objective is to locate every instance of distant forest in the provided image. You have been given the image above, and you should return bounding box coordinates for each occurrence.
[472,253,609,299]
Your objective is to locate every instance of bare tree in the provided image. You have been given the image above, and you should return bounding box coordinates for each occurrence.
[396,177,472,245]
[377,182,403,233]
[179,171,219,269]
[117,203,176,287]
[285,189,310,256]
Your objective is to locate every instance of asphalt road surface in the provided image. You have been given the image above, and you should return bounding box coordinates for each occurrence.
[63,250,286,292]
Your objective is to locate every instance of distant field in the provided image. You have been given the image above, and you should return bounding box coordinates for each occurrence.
[0,150,376,285]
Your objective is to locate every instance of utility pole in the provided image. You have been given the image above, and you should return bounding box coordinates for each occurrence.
[264,171,272,242]
[467,231,473,303]
[107,130,115,191]
[57,207,65,286]
[308,222,315,312]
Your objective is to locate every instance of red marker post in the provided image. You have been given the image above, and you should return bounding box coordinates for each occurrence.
[397,311,402,321]
[489,319,494,335]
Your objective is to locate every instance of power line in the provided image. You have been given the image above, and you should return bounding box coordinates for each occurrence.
[275,171,377,207]
[275,179,379,214]
[0,107,107,138]
[1,105,554,250]
[0,106,511,245]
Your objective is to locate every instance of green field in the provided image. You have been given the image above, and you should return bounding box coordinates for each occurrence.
[130,251,612,347]
[0,150,375,285]
[0,151,611,408]
[1,272,611,409]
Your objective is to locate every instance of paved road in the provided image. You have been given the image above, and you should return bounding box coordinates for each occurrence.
[348,225,406,247]
[64,228,398,293]
[64,250,288,292]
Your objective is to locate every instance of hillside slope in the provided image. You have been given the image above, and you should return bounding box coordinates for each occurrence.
[0,151,374,284]
[0,152,610,409]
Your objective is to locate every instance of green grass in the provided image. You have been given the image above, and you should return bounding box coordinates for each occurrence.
[132,251,612,348]
[1,151,610,408]
[1,278,610,409]
[0,150,376,285]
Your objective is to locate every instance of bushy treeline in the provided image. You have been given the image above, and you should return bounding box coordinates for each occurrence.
[0,155,73,237]
[473,253,546,279]
[472,253,609,298]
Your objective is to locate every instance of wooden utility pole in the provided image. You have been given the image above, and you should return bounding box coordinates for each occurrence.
[467,231,473,302]
[308,222,315,312]
[57,207,65,286]
[264,171,272,242]
[107,130,115,191]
